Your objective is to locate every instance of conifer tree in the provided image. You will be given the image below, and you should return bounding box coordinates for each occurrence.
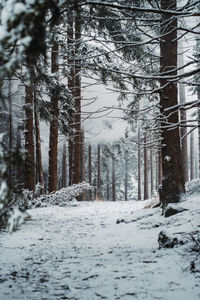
[24,83,35,191]
[48,30,59,193]
[160,0,185,211]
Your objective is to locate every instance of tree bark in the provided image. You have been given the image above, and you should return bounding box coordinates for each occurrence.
[24,84,35,191]
[198,101,200,178]
[88,144,92,200]
[190,131,194,181]
[34,92,44,194]
[150,147,154,198]
[158,150,163,187]
[112,156,116,201]
[72,3,81,185]
[8,78,12,189]
[124,152,128,201]
[81,130,87,200]
[97,144,101,200]
[48,41,59,193]
[137,124,141,200]
[143,131,149,200]
[179,39,188,183]
[160,0,185,211]
[67,9,75,186]
[106,161,110,201]
[62,142,67,188]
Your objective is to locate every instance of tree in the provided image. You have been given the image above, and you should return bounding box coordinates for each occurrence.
[137,122,142,200]
[124,150,128,201]
[24,83,35,191]
[34,92,45,194]
[143,131,149,200]
[61,142,67,188]
[97,144,101,200]
[150,146,154,198]
[88,144,92,200]
[67,8,75,187]
[112,155,116,202]
[48,29,59,193]
[190,131,195,181]
[178,39,188,183]
[159,0,185,212]
[72,3,82,185]
[81,130,87,200]
[106,160,110,201]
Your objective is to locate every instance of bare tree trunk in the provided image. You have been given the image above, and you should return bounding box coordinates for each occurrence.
[143,131,149,200]
[137,123,141,200]
[106,161,110,201]
[34,92,44,194]
[112,156,116,201]
[155,151,158,190]
[67,10,75,186]
[158,150,162,187]
[48,41,59,193]
[81,130,86,200]
[179,39,188,183]
[124,152,128,201]
[160,0,185,212]
[97,144,101,200]
[150,147,154,198]
[72,3,81,185]
[198,105,200,179]
[62,142,67,188]
[158,149,162,202]
[88,144,92,200]
[24,84,35,191]
[8,79,12,189]
[190,131,194,181]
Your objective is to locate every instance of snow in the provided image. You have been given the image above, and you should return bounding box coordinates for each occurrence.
[0,194,200,299]
[164,155,171,161]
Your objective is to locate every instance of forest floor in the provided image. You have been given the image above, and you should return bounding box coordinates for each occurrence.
[0,192,200,300]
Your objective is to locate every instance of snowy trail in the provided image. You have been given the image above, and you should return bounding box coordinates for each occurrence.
[0,200,199,300]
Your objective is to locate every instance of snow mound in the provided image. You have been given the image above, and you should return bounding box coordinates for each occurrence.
[29,182,92,208]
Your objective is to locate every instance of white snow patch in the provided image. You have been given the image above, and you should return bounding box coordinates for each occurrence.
[164,155,171,161]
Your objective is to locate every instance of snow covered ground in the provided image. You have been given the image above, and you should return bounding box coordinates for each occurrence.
[0,195,200,300]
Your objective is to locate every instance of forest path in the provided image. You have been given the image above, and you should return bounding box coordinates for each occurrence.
[0,200,199,300]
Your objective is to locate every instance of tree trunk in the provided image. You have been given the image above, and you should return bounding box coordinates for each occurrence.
[158,150,162,187]
[34,92,44,194]
[72,3,81,185]
[62,142,67,188]
[198,103,200,178]
[112,156,116,201]
[137,123,141,200]
[81,130,86,200]
[143,131,149,200]
[160,0,185,211]
[124,153,128,201]
[106,161,110,201]
[97,144,101,200]
[150,147,154,198]
[190,131,194,181]
[8,78,12,189]
[88,144,92,200]
[24,84,35,191]
[48,41,59,193]
[67,10,75,186]
[155,151,158,190]
[179,39,188,183]
[158,149,162,202]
